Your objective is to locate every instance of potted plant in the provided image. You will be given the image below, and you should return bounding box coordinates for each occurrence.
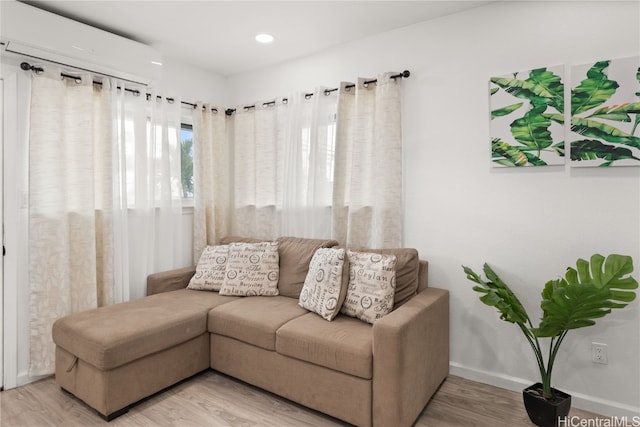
[463,254,638,427]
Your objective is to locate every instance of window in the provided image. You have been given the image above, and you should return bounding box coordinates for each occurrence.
[180,123,194,198]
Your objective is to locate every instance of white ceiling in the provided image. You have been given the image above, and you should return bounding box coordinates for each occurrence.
[22,1,493,77]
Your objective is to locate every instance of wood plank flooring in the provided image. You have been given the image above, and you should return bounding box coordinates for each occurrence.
[0,371,604,427]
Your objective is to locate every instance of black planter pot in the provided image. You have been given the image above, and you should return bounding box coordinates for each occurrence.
[523,383,572,427]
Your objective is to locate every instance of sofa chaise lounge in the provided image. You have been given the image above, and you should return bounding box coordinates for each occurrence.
[52,236,449,427]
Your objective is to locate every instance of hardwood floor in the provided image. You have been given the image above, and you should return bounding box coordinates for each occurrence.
[1,371,603,427]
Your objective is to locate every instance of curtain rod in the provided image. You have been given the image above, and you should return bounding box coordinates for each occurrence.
[226,70,410,116]
[20,62,221,113]
[20,62,410,117]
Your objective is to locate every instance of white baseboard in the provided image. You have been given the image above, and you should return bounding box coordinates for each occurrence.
[449,362,640,420]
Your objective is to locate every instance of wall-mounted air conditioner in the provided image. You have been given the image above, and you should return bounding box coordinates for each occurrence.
[0,1,162,85]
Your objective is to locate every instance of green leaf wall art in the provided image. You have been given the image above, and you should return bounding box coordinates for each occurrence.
[490,66,565,167]
[570,56,640,167]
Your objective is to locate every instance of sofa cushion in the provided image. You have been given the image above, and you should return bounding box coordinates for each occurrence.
[276,236,339,298]
[219,242,280,296]
[341,251,397,324]
[276,313,373,379]
[298,248,348,321]
[208,296,308,351]
[363,248,420,308]
[52,289,238,370]
[188,244,230,291]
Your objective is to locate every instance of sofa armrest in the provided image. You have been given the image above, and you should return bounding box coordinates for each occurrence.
[372,287,449,427]
[146,266,197,296]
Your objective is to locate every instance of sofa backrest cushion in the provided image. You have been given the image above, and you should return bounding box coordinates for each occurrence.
[220,236,265,244]
[361,248,420,308]
[276,236,339,298]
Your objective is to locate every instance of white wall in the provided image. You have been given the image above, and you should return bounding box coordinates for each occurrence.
[160,56,229,107]
[228,1,640,417]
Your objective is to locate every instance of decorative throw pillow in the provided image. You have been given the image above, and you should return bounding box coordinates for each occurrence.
[362,248,419,308]
[187,245,230,291]
[299,248,347,321]
[219,241,280,296]
[340,250,397,324]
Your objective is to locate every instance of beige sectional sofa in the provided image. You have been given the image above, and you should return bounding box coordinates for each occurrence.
[52,236,449,427]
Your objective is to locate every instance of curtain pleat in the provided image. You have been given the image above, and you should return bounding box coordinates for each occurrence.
[192,105,231,262]
[333,73,404,248]
[28,69,116,375]
[231,103,283,239]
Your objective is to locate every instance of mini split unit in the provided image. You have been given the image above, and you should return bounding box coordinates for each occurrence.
[0,1,162,86]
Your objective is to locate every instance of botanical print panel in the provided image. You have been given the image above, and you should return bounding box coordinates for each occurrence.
[570,56,640,167]
[490,65,565,167]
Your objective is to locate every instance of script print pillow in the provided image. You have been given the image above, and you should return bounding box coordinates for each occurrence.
[299,248,346,321]
[341,250,397,324]
[187,245,230,291]
[219,241,280,296]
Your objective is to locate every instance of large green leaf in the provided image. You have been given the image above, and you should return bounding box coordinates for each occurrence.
[570,139,640,165]
[587,103,640,123]
[543,112,565,125]
[463,264,531,325]
[572,139,639,161]
[511,105,553,150]
[551,141,565,157]
[533,254,638,338]
[523,152,546,166]
[492,102,524,119]
[491,138,528,166]
[571,116,640,149]
[527,68,564,112]
[571,61,619,115]
[491,68,563,109]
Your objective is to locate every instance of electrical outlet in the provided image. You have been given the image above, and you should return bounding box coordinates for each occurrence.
[592,342,608,364]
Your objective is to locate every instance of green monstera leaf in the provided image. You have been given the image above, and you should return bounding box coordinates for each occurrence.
[571,61,619,115]
[533,254,638,338]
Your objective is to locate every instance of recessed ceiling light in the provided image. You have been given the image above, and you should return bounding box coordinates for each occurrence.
[150,61,163,66]
[255,33,274,44]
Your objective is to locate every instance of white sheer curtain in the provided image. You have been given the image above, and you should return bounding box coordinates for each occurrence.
[28,68,119,375]
[333,73,404,248]
[231,90,338,240]
[116,87,184,299]
[192,104,231,262]
[281,89,337,238]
